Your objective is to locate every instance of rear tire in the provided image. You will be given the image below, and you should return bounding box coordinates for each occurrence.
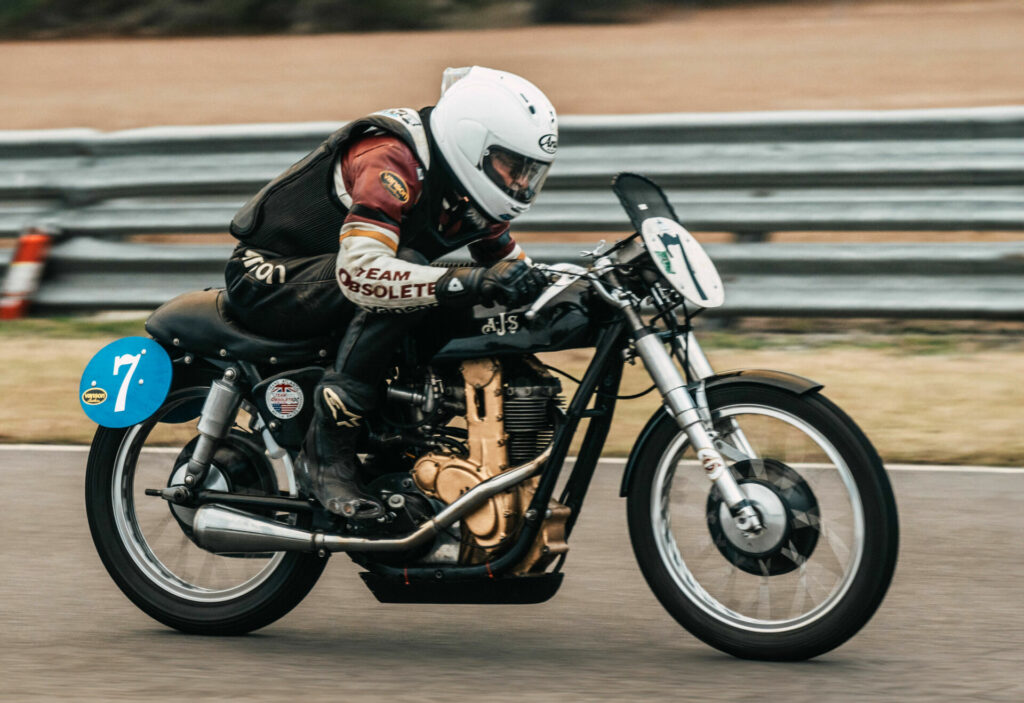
[85,386,326,635]
[627,383,898,660]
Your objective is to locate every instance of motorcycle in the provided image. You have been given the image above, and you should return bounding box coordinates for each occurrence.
[81,173,898,660]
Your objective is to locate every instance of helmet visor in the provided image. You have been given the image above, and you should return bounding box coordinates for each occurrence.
[481,146,551,205]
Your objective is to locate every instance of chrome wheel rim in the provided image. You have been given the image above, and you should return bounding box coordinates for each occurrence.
[651,404,865,633]
[110,389,287,603]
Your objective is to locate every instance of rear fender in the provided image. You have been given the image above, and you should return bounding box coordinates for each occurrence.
[618,369,823,497]
[160,356,226,424]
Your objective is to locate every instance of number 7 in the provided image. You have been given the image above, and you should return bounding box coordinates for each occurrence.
[113,353,141,413]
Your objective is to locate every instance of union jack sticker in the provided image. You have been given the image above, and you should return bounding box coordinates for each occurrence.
[265,379,304,420]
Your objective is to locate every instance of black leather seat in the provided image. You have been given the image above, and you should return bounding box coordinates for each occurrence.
[146,289,338,366]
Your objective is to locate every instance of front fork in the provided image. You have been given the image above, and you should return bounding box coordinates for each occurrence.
[678,330,758,462]
[624,311,764,534]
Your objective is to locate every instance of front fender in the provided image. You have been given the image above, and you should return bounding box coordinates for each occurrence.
[618,369,823,498]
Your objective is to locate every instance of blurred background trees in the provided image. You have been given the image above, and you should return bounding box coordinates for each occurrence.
[0,0,785,37]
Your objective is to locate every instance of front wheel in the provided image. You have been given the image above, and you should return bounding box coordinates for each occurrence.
[85,385,327,635]
[627,383,898,660]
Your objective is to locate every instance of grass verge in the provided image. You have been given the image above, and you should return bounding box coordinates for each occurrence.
[3,317,1022,465]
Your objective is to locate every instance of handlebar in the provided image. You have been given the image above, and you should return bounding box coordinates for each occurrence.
[524,263,587,321]
[525,257,631,321]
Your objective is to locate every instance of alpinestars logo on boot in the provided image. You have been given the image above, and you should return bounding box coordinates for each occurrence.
[322,388,362,428]
[379,171,410,203]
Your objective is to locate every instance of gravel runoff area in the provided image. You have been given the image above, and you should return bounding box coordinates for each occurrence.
[0,0,1022,130]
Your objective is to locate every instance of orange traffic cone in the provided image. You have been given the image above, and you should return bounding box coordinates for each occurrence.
[1,226,55,320]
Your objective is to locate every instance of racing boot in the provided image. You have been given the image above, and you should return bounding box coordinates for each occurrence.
[299,384,384,521]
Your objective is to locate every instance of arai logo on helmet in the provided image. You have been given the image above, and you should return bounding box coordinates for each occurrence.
[538,134,557,154]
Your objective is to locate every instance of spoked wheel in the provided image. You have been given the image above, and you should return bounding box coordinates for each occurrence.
[85,386,326,635]
[627,383,898,660]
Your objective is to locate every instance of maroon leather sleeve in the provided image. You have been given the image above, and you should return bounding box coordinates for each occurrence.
[341,134,523,263]
[340,135,424,239]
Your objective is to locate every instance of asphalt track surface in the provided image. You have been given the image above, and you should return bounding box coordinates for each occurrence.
[3,446,1022,702]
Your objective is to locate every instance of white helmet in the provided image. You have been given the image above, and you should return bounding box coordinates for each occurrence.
[430,66,558,223]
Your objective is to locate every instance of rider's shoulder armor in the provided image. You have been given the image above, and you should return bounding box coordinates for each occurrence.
[229,108,433,257]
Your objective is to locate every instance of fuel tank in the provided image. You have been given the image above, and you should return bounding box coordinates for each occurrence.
[433,282,602,360]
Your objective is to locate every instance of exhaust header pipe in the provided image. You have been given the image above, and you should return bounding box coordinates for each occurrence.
[193,445,551,555]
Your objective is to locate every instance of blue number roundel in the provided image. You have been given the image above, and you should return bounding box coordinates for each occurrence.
[79,337,173,428]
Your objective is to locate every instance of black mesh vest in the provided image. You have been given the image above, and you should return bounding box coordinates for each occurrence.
[229,108,438,258]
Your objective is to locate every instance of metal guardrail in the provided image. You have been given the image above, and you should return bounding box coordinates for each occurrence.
[2,106,1023,237]
[1,107,1023,318]
[19,238,1024,320]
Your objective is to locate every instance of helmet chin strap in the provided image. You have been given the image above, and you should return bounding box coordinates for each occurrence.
[439,190,497,231]
[459,198,494,230]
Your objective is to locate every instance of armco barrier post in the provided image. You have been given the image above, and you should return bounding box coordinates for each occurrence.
[1,226,56,320]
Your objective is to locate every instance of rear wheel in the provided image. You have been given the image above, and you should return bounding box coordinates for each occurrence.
[627,383,898,660]
[85,386,326,635]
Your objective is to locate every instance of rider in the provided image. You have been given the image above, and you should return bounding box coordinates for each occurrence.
[224,66,558,520]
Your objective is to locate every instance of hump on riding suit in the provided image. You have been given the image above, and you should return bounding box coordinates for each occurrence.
[229,107,452,261]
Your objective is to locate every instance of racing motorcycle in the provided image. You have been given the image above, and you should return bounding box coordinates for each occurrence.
[82,174,898,661]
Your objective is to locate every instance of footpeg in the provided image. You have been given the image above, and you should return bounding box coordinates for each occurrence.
[145,486,191,503]
[327,496,385,521]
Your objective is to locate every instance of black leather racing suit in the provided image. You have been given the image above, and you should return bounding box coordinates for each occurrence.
[224,107,529,416]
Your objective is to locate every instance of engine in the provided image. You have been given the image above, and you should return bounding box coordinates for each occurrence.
[503,359,562,466]
[408,356,568,571]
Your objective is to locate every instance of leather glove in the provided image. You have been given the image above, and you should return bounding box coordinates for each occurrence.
[436,260,549,309]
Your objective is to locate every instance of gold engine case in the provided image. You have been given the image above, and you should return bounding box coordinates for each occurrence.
[411,358,568,570]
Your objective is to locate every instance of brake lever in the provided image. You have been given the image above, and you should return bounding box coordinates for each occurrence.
[524,263,588,321]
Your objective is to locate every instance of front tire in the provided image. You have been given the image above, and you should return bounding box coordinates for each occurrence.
[85,386,326,635]
[627,383,898,660]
